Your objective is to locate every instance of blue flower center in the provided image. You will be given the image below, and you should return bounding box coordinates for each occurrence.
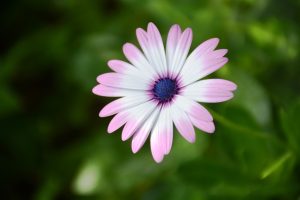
[152,78,178,103]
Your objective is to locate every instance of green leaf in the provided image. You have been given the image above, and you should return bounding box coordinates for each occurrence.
[210,106,281,174]
[177,158,292,199]
[280,100,300,156]
[224,68,271,126]
[261,151,293,179]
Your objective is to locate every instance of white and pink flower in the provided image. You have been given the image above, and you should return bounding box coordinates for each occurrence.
[92,22,237,163]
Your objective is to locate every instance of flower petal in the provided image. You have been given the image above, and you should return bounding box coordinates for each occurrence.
[173,95,213,122]
[131,108,160,153]
[92,84,142,97]
[190,79,237,91]
[180,56,228,86]
[136,28,160,74]
[205,49,228,59]
[171,104,196,143]
[185,38,220,61]
[182,79,235,103]
[166,24,181,68]
[99,95,149,117]
[146,22,168,75]
[123,43,157,79]
[150,135,165,163]
[150,113,165,163]
[107,100,156,133]
[107,110,130,133]
[169,28,193,78]
[158,105,173,155]
[122,100,157,141]
[97,72,150,90]
[179,38,229,85]
[107,60,136,74]
[189,115,215,133]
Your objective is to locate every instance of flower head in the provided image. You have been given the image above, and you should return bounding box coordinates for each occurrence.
[92,22,237,163]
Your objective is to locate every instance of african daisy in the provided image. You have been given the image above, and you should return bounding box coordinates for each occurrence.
[92,22,237,163]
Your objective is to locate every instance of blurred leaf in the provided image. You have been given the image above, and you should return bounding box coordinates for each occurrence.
[226,68,271,126]
[147,0,191,26]
[280,100,300,156]
[177,158,291,199]
[178,158,254,188]
[72,34,121,90]
[261,151,293,179]
[210,106,281,175]
[0,85,20,116]
[73,160,102,195]
[34,177,61,200]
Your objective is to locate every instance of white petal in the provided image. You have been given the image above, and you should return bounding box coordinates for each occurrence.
[97,72,150,90]
[166,24,182,69]
[159,105,173,155]
[182,79,235,103]
[205,49,228,59]
[180,57,228,86]
[188,79,237,91]
[131,108,160,153]
[107,110,131,134]
[136,28,161,74]
[150,111,165,163]
[189,115,215,133]
[184,38,220,63]
[169,28,193,78]
[171,104,196,143]
[146,22,168,75]
[99,95,149,117]
[107,100,156,133]
[92,84,143,97]
[121,100,158,141]
[173,95,213,122]
[179,38,229,86]
[149,105,173,156]
[107,60,136,74]
[123,43,158,80]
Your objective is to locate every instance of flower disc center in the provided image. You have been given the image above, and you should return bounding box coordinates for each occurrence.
[152,78,178,103]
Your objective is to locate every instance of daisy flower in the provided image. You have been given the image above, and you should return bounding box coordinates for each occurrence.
[92,22,237,163]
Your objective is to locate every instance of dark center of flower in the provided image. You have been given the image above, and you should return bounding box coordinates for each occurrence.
[152,78,179,103]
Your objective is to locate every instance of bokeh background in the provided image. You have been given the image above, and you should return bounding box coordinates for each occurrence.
[1,0,300,199]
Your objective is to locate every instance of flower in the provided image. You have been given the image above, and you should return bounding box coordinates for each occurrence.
[92,22,237,163]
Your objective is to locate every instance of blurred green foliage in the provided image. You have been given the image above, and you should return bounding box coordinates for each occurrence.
[1,0,300,199]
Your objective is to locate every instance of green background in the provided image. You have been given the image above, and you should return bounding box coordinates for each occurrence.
[1,0,300,199]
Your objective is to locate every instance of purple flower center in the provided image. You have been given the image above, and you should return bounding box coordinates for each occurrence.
[152,78,179,103]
